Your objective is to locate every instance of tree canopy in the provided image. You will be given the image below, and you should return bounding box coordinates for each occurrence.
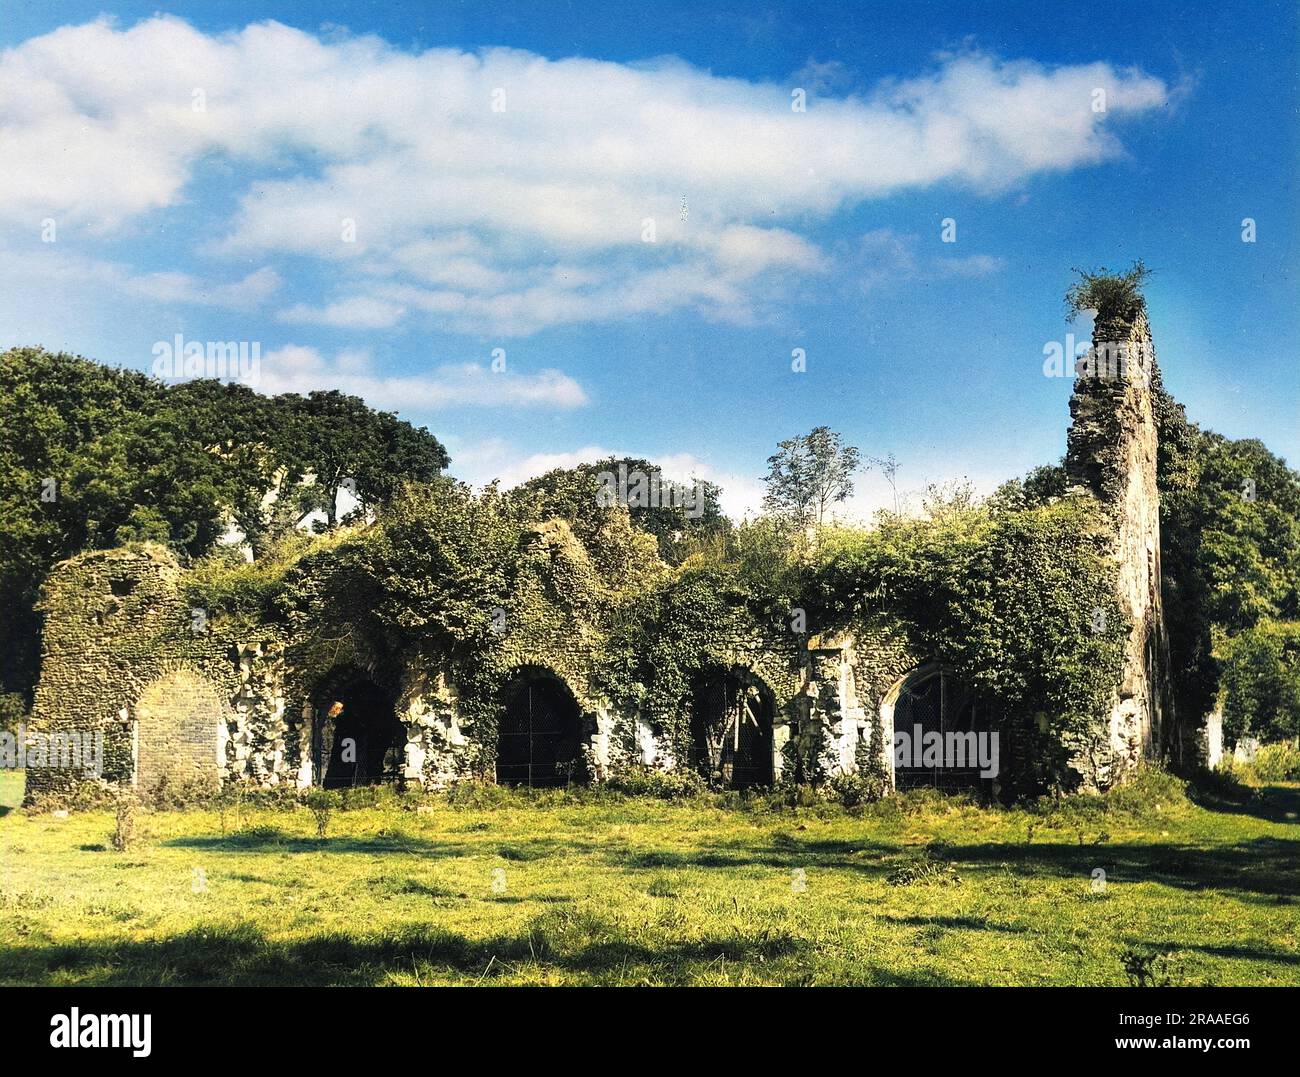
[0,347,450,701]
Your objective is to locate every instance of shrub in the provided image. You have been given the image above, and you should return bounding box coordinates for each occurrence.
[1065,261,1151,324]
[1240,741,1300,782]
[604,764,707,800]
[112,792,138,851]
[1096,765,1190,817]
[445,778,516,810]
[822,771,888,808]
[143,774,217,811]
[304,789,340,838]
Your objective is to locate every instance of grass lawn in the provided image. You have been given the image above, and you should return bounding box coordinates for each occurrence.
[1,770,1297,986]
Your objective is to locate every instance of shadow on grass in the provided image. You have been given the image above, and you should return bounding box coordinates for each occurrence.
[0,914,895,986]
[164,830,465,856]
[613,838,896,874]
[607,829,1298,904]
[1168,941,1300,967]
[885,915,1029,934]
[1189,783,1300,826]
[164,830,617,861]
[952,835,1300,899]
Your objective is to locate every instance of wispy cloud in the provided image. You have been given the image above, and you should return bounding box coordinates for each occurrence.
[258,346,589,410]
[0,16,1169,336]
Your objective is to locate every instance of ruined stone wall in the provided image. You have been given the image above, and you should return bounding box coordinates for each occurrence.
[1064,310,1171,786]
[27,538,935,798]
[25,545,295,803]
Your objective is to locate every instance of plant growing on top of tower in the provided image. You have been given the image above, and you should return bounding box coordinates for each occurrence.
[1065,260,1152,324]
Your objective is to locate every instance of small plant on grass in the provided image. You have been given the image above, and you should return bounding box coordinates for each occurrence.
[112,791,137,852]
[214,781,247,836]
[305,789,340,838]
[1120,946,1184,987]
[887,848,962,886]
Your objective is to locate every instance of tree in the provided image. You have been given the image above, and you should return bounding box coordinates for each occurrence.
[0,348,453,702]
[1219,621,1300,746]
[762,426,863,526]
[284,391,449,528]
[1154,380,1300,733]
[509,456,729,564]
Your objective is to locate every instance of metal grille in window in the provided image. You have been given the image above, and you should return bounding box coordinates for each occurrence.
[497,680,583,788]
[689,673,773,789]
[893,669,988,791]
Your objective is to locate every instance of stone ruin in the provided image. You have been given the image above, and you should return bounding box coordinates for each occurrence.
[23,305,1177,804]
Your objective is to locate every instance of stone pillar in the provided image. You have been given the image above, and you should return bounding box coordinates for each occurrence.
[1064,308,1173,785]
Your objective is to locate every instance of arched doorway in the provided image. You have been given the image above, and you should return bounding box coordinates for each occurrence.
[496,673,585,787]
[134,669,224,796]
[890,667,990,791]
[316,675,405,788]
[690,669,774,788]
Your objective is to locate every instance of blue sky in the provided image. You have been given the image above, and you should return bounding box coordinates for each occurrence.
[1,1,1295,517]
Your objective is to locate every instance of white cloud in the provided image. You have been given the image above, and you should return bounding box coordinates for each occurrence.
[0,246,281,311]
[0,17,1170,336]
[257,345,588,410]
[278,296,407,329]
[853,229,1006,290]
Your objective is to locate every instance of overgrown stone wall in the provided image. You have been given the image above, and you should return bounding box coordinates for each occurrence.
[26,534,892,800]
[25,545,296,804]
[27,326,1170,803]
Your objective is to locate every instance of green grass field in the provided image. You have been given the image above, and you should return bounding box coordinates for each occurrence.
[1,768,1297,986]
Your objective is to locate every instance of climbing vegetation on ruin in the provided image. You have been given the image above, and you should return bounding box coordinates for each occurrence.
[811,496,1130,786]
[182,462,1136,786]
[1065,260,1152,323]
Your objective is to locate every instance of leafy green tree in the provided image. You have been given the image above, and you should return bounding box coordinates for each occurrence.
[285,391,449,528]
[0,348,452,702]
[510,456,728,564]
[1155,382,1300,731]
[762,426,863,526]
[1219,621,1300,745]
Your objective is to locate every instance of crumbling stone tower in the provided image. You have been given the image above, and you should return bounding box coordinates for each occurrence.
[1065,307,1172,784]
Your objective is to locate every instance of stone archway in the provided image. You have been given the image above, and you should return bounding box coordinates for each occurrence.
[314,672,405,788]
[134,669,225,796]
[496,671,585,787]
[690,667,776,788]
[884,664,992,791]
